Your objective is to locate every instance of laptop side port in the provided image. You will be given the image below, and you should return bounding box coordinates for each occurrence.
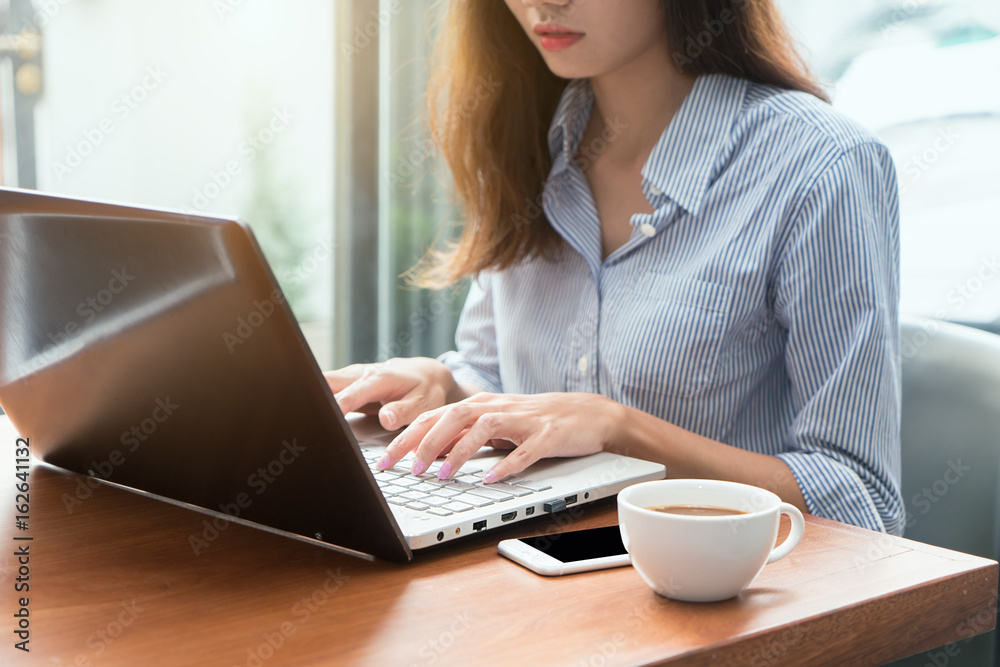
[473,520,487,532]
[525,506,535,516]
[501,511,517,522]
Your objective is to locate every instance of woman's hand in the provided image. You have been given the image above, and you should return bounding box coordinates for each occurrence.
[375,392,624,482]
[324,357,462,431]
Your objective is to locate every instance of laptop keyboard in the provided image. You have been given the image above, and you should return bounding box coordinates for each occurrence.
[360,449,552,517]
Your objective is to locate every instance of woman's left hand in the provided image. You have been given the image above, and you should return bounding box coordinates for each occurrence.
[375,392,623,482]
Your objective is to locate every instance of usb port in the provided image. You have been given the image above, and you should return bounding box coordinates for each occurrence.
[501,511,517,523]
[472,520,487,532]
[565,494,578,505]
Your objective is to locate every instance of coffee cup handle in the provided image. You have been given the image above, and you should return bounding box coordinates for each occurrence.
[766,503,805,564]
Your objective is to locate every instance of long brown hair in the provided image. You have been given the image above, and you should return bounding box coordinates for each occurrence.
[415,0,825,287]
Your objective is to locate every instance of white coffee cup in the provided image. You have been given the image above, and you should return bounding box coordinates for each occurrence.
[618,479,805,602]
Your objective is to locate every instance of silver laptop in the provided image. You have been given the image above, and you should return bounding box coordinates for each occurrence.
[0,187,664,562]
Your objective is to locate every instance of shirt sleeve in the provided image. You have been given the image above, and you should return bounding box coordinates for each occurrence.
[437,273,504,394]
[773,141,904,535]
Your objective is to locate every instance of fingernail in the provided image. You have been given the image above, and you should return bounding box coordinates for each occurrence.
[411,458,427,476]
[375,454,390,470]
[437,462,452,480]
[482,470,497,484]
[381,409,396,428]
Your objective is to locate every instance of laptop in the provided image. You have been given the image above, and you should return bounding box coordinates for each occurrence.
[0,187,665,562]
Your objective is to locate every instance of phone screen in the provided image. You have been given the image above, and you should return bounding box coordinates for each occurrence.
[518,525,627,563]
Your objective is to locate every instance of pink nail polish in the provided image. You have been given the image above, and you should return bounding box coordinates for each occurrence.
[437,462,452,480]
[375,454,390,470]
[411,458,427,476]
[482,470,497,484]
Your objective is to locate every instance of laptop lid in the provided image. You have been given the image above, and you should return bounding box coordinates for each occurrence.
[0,187,413,562]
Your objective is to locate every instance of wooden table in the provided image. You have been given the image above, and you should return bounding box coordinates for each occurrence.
[0,417,996,666]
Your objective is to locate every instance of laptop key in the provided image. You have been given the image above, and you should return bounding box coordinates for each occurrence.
[486,483,533,497]
[399,491,426,502]
[406,502,430,511]
[448,481,476,491]
[466,487,515,501]
[412,482,440,494]
[380,484,407,496]
[387,497,408,506]
[442,501,475,513]
[512,480,552,492]
[454,494,493,508]
[429,488,462,498]
[422,496,452,507]
[426,507,453,517]
[393,477,420,487]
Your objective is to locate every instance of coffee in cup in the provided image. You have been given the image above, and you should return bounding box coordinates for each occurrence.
[618,479,805,602]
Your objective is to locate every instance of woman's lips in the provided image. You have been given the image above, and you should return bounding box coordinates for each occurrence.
[538,33,584,51]
[533,24,584,52]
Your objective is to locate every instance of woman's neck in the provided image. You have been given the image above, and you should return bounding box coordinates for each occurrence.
[587,45,696,167]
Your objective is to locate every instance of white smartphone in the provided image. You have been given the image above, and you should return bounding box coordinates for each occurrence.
[498,525,631,576]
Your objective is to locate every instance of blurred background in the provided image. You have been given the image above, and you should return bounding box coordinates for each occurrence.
[0,0,998,368]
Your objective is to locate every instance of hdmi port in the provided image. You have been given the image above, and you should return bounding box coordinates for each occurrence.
[501,511,517,522]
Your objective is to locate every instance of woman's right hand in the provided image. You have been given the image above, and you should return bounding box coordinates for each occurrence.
[324,357,460,431]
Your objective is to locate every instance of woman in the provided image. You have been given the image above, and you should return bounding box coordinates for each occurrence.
[327,0,904,535]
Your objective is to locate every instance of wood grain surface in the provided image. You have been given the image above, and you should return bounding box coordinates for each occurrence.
[0,417,995,666]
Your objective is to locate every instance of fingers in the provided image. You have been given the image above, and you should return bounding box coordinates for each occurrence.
[482,444,544,484]
[323,366,364,394]
[333,367,399,416]
[433,412,521,480]
[378,392,445,431]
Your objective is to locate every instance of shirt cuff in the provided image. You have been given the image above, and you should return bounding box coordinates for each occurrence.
[437,350,503,395]
[777,451,898,535]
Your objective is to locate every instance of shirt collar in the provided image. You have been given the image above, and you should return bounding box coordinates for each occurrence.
[546,74,750,216]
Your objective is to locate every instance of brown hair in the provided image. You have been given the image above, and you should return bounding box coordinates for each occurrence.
[415,0,825,287]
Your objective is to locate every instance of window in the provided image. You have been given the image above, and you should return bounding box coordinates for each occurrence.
[779,0,1000,332]
[4,1,997,381]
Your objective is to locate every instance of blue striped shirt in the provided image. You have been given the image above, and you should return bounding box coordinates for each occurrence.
[440,74,903,535]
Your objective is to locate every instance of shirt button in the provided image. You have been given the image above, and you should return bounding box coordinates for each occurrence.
[577,356,589,374]
[648,184,664,197]
[639,223,656,238]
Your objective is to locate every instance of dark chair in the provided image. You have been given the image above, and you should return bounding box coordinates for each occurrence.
[888,317,1000,666]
